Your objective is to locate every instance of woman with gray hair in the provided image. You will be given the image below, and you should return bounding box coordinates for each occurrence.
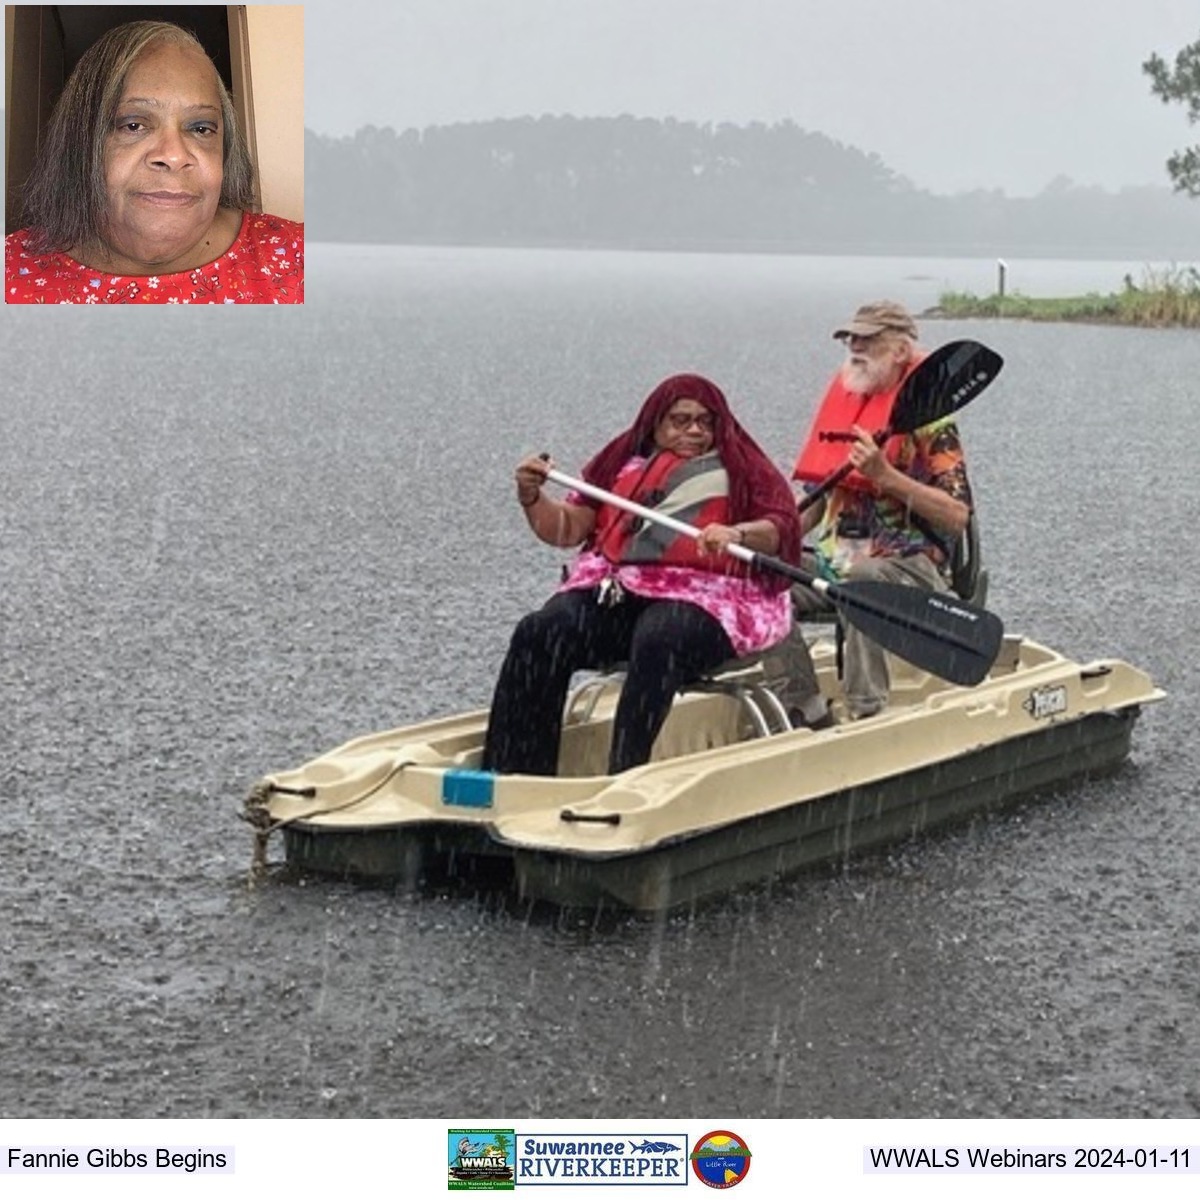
[5,20,302,303]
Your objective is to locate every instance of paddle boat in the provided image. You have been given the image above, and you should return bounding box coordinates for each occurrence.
[241,345,1162,909]
[242,632,1161,911]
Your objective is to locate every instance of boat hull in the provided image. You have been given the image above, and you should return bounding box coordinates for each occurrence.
[507,708,1140,910]
[248,638,1163,912]
[279,707,1140,910]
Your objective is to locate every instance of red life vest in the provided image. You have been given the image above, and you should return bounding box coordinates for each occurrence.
[791,361,922,493]
[593,452,736,571]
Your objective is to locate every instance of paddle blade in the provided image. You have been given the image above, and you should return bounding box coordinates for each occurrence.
[890,340,1004,435]
[825,579,1005,686]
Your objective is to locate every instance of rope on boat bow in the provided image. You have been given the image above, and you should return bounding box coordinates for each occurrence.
[241,782,280,875]
[241,753,432,876]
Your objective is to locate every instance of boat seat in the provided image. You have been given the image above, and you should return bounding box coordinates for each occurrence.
[564,653,793,738]
[677,655,792,736]
[951,508,987,607]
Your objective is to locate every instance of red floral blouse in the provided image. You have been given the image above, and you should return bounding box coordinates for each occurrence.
[4,212,303,305]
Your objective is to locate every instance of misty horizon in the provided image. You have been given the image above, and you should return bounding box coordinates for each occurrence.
[303,111,1197,202]
[304,0,1200,200]
[3,1,1199,200]
[303,114,1200,259]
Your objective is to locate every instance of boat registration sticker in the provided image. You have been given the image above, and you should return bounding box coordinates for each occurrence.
[1024,684,1068,720]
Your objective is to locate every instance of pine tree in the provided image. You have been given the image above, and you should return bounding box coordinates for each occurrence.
[1144,34,1200,195]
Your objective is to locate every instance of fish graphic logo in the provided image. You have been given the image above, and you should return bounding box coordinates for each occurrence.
[631,1140,682,1153]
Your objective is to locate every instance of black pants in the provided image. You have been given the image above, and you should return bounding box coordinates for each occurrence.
[481,588,735,776]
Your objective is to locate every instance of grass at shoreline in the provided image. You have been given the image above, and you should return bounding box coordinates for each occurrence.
[935,265,1200,327]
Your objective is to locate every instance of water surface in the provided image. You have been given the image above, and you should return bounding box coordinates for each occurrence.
[2,246,1194,1118]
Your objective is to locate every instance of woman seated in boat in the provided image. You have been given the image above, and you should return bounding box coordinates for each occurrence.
[5,20,302,304]
[481,373,801,776]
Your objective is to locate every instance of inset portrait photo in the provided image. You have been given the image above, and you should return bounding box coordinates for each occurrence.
[4,5,303,304]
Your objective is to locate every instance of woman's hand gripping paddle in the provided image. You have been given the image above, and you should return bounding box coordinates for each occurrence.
[797,339,1003,513]
[544,467,1004,687]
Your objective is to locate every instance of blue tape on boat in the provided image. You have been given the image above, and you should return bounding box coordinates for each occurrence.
[441,769,496,809]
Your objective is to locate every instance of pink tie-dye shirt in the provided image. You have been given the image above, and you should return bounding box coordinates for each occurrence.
[561,459,792,657]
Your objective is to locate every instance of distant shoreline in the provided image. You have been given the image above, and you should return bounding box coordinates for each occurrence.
[307,233,1197,264]
[932,268,1200,328]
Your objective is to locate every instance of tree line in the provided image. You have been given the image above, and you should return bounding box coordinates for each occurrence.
[304,115,1200,259]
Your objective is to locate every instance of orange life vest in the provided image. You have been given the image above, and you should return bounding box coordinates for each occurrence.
[791,362,921,493]
[593,452,735,571]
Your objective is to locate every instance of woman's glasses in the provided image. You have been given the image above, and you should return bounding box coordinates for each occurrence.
[663,410,715,432]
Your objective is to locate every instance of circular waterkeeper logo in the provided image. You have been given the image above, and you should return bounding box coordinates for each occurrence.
[690,1130,751,1189]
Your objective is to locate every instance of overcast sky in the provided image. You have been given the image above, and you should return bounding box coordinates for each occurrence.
[304,0,1200,197]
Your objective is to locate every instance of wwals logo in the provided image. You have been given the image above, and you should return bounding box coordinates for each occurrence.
[447,1129,514,1191]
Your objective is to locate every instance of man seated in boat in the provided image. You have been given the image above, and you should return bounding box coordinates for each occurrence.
[482,373,801,776]
[764,300,973,726]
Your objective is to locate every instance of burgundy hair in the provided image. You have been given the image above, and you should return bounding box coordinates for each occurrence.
[581,374,801,581]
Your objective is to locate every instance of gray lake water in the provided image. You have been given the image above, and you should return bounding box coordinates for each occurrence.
[2,246,1196,1119]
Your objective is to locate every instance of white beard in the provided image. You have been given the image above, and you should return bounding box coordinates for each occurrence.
[840,357,890,396]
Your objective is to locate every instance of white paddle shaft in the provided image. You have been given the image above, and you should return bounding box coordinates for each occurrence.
[543,465,832,598]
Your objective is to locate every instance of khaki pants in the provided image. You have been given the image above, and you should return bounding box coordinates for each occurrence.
[762,552,949,720]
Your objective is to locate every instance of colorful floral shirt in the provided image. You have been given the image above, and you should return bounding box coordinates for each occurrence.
[809,417,971,582]
[4,212,303,304]
[562,458,792,657]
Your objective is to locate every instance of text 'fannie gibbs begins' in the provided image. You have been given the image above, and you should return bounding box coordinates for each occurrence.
[7,1148,229,1172]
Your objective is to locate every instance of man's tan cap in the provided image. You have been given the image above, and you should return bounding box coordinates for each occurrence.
[832,299,918,340]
